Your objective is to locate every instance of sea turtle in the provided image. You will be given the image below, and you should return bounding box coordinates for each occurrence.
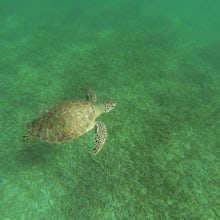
[23,88,116,155]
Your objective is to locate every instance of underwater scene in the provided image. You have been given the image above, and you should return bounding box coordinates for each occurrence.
[0,0,219,219]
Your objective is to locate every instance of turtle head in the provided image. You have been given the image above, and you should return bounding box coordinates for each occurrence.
[96,100,116,116]
[103,100,117,113]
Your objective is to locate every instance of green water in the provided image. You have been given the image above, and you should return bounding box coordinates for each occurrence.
[0,0,219,219]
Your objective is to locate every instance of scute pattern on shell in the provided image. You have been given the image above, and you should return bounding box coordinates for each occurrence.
[27,100,96,142]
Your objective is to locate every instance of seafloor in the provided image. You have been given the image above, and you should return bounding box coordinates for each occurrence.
[0,1,219,219]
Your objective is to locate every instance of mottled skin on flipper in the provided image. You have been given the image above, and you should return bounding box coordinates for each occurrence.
[93,121,107,155]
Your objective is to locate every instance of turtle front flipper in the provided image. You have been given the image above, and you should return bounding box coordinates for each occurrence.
[82,88,96,103]
[93,121,107,155]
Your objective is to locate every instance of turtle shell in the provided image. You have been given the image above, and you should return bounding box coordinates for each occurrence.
[27,100,96,142]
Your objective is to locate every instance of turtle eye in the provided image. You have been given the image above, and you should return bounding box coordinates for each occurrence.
[104,100,117,112]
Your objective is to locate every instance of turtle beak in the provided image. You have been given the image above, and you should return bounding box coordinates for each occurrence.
[104,100,117,112]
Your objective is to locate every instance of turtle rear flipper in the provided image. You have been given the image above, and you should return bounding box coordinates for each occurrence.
[22,132,33,142]
[93,121,107,155]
